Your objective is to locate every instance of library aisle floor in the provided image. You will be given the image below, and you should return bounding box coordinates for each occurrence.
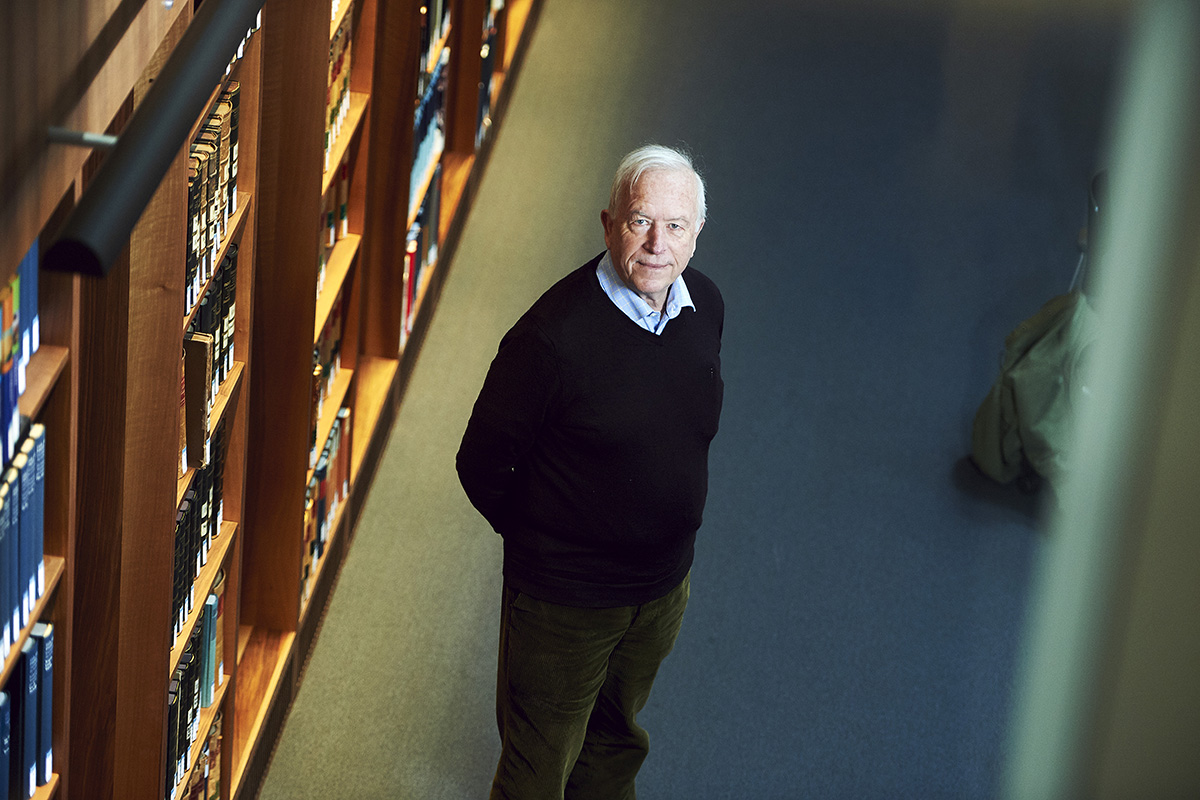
[258,1,1120,798]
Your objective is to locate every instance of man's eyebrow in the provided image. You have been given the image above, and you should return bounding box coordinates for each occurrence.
[628,209,692,223]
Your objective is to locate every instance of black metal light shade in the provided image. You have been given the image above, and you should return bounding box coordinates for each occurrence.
[43,0,264,277]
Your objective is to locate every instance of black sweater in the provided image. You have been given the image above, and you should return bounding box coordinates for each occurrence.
[456,254,724,607]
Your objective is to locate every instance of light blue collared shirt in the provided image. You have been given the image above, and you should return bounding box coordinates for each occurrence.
[595,251,694,335]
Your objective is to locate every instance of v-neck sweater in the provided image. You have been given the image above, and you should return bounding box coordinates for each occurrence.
[457,253,724,607]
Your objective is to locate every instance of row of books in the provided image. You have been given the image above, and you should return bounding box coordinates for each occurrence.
[476,2,505,149]
[181,247,239,479]
[316,159,351,302]
[326,5,355,175]
[1,424,46,666]
[175,712,221,800]
[0,622,52,800]
[309,291,346,471]
[401,163,442,346]
[1,243,41,470]
[410,47,448,216]
[224,10,262,79]
[166,611,224,800]
[418,0,451,80]
[301,407,351,608]
[173,421,227,645]
[187,81,241,318]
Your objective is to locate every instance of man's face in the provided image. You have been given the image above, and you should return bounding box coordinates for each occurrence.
[601,168,704,311]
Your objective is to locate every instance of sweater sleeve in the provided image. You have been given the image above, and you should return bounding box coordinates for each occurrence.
[456,316,559,534]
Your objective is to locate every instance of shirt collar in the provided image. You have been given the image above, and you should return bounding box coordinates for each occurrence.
[596,251,695,331]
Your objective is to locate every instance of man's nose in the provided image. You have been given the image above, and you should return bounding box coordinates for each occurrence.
[645,224,667,253]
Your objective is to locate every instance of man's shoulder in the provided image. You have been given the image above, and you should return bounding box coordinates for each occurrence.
[683,266,722,307]
[523,253,607,326]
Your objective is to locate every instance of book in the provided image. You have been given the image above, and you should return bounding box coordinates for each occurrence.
[10,453,33,629]
[165,679,180,800]
[17,240,39,376]
[223,82,240,216]
[214,99,233,231]
[200,596,216,708]
[210,570,225,691]
[301,483,316,605]
[411,47,448,211]
[187,160,202,314]
[336,406,352,502]
[0,284,14,466]
[0,692,9,800]
[20,426,45,600]
[179,350,188,478]
[210,421,227,533]
[0,485,9,662]
[188,147,212,300]
[19,637,37,800]
[193,130,222,255]
[172,504,187,639]
[205,713,222,800]
[183,332,214,468]
[402,225,420,342]
[29,623,51,787]
[0,474,17,651]
[221,244,238,380]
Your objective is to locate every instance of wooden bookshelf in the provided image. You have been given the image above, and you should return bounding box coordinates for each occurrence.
[0,2,541,799]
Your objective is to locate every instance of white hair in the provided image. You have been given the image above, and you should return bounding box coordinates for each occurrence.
[608,144,707,223]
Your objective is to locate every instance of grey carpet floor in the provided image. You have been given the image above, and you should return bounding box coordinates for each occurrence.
[257,1,1119,798]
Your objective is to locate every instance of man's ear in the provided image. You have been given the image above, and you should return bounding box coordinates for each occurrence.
[600,208,611,232]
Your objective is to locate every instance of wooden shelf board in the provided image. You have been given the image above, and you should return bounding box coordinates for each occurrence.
[488,71,507,118]
[232,627,295,793]
[169,520,238,676]
[322,92,370,197]
[170,673,232,800]
[0,556,65,688]
[427,27,451,75]
[307,366,354,486]
[314,234,361,343]
[183,192,254,334]
[330,0,353,40]
[18,345,70,421]
[407,151,445,231]
[30,773,59,800]
[297,484,349,623]
[504,0,536,68]
[407,257,439,337]
[439,150,474,241]
[177,361,247,507]
[350,355,397,477]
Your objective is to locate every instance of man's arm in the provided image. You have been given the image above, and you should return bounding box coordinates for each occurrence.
[456,318,558,534]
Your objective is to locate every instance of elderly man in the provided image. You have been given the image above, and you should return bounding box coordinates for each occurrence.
[457,144,724,800]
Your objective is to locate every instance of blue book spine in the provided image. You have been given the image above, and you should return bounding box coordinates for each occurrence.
[30,623,51,786]
[29,428,44,600]
[20,430,43,604]
[12,456,31,629]
[11,274,22,400]
[0,369,10,467]
[0,487,10,662]
[199,599,214,708]
[20,240,39,359]
[0,691,10,800]
[3,471,20,639]
[20,638,37,800]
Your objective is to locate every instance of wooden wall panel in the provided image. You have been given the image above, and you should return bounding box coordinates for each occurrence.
[1,0,183,282]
